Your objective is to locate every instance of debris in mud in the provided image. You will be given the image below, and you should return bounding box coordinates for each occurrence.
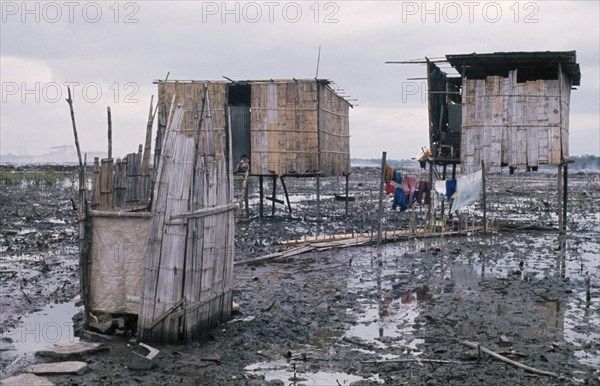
[1,167,599,385]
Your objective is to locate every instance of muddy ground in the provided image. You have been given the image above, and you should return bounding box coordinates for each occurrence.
[1,166,599,385]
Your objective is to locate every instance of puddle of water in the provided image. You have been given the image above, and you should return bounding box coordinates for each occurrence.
[1,302,80,353]
[245,360,383,385]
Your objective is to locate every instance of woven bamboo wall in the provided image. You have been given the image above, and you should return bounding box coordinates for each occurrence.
[319,84,351,176]
[250,81,319,175]
[461,70,570,173]
[157,82,228,157]
[158,80,351,177]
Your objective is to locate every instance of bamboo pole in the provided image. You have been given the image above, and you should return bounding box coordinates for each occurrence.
[481,160,487,234]
[377,151,386,245]
[107,106,112,159]
[460,341,560,378]
[65,89,88,326]
[66,87,83,169]
[562,160,568,233]
[344,172,350,217]
[557,164,563,233]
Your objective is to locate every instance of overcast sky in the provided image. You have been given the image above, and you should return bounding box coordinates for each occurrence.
[1,0,599,160]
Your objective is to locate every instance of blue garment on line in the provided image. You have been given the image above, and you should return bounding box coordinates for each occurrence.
[392,188,408,211]
[446,179,457,200]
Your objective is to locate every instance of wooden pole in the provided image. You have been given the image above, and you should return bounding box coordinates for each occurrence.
[563,160,568,233]
[280,177,292,213]
[557,164,563,233]
[344,172,350,217]
[377,151,386,245]
[271,175,277,216]
[316,175,321,221]
[65,89,88,326]
[441,164,446,224]
[461,341,560,378]
[259,175,264,218]
[66,87,83,169]
[481,160,487,234]
[107,106,112,159]
[427,161,433,228]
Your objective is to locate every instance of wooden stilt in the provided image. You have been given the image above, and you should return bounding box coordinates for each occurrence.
[280,177,292,213]
[344,172,350,217]
[427,161,433,228]
[259,175,264,218]
[316,175,321,221]
[563,160,568,233]
[271,175,277,216]
[441,165,447,224]
[377,151,386,245]
[481,160,487,234]
[558,164,563,233]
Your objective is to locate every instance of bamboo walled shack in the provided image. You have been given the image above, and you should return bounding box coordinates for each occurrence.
[156,79,352,214]
[76,83,236,343]
[425,51,581,173]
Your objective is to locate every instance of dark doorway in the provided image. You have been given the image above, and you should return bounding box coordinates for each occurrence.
[228,83,251,167]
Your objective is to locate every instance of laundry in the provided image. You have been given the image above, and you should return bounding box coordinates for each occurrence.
[434,179,457,202]
[385,182,396,195]
[392,170,403,184]
[402,175,419,208]
[434,180,446,197]
[417,181,431,205]
[451,170,482,212]
[392,188,409,211]
[446,179,457,200]
[384,164,394,184]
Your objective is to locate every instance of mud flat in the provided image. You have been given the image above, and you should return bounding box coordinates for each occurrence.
[1,168,599,385]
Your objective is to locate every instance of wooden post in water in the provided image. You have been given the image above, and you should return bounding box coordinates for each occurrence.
[563,160,568,233]
[344,172,350,217]
[481,160,487,234]
[271,175,277,216]
[557,164,563,233]
[259,175,264,218]
[377,151,386,245]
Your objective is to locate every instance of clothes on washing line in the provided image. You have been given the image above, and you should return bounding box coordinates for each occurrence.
[450,170,482,213]
[392,170,403,184]
[417,181,431,205]
[392,187,408,211]
[385,164,394,184]
[385,182,396,195]
[446,179,457,201]
[402,175,419,208]
[434,179,457,202]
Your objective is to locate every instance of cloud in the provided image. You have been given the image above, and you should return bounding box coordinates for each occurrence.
[1,1,598,159]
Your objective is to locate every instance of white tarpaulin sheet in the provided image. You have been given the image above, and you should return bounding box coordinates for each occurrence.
[88,213,151,314]
[451,170,482,213]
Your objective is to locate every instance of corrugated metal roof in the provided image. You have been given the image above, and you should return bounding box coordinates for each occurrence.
[445,51,581,86]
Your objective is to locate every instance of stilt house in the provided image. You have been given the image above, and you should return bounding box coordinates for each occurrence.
[426,51,581,172]
[156,79,352,177]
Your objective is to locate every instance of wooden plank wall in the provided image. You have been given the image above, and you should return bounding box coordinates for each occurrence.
[318,84,351,176]
[461,70,568,171]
